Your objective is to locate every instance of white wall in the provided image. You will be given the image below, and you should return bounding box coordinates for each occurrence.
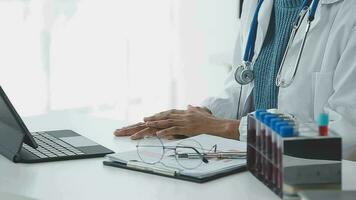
[0,0,241,122]
[175,0,240,108]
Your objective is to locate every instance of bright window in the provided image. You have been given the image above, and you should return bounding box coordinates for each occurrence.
[0,0,238,123]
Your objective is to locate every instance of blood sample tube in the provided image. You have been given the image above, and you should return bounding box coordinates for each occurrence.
[265,115,277,159]
[277,125,294,195]
[273,121,290,193]
[318,113,329,136]
[281,117,299,136]
[255,110,266,148]
[263,114,277,185]
[255,110,266,175]
[258,112,269,178]
[270,118,283,189]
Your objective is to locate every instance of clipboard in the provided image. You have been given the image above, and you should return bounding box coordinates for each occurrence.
[103,134,247,183]
[103,160,246,183]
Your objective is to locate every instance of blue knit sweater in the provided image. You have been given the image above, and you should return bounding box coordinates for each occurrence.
[253,0,303,110]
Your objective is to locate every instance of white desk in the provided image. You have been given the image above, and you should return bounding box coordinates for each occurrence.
[0,111,355,200]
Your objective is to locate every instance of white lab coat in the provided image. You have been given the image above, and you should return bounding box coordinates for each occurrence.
[202,0,356,160]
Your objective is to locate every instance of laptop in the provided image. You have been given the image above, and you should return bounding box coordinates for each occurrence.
[0,86,114,163]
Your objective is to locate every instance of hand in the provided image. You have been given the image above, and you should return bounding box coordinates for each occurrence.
[114,105,240,140]
[145,105,240,139]
[113,106,211,140]
[113,122,177,140]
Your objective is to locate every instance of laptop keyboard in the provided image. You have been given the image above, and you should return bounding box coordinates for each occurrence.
[23,132,85,159]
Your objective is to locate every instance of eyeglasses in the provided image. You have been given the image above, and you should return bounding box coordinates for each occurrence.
[136,136,212,170]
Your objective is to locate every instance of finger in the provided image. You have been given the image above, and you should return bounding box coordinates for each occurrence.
[147,113,182,120]
[145,119,184,129]
[144,109,185,122]
[162,135,176,140]
[120,122,145,130]
[131,127,158,140]
[187,104,195,109]
[188,105,211,115]
[163,134,188,140]
[114,124,147,136]
[144,110,184,121]
[187,105,198,111]
[156,126,184,138]
[187,105,201,111]
[188,105,203,113]
[201,107,212,114]
[115,124,146,134]
[174,134,189,139]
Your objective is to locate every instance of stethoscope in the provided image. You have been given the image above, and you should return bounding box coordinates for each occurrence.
[234,0,320,87]
[234,0,320,117]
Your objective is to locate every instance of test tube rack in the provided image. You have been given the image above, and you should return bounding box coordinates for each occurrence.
[246,114,342,199]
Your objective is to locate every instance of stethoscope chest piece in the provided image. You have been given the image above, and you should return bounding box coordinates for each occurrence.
[234,62,254,85]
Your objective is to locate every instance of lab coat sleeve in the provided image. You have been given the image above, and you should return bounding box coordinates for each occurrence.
[200,22,243,120]
[200,70,240,120]
[200,1,254,141]
[200,22,249,141]
[324,27,356,160]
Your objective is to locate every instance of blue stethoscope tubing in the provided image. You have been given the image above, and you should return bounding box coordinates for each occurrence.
[243,0,264,63]
[234,0,320,86]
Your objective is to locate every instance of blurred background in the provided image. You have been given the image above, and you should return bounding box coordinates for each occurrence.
[0,0,240,123]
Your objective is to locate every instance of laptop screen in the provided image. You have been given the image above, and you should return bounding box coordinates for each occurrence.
[0,87,37,153]
[0,93,26,134]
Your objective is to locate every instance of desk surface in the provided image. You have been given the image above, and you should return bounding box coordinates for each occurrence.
[0,111,355,200]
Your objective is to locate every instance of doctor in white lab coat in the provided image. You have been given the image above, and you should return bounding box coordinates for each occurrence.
[115,0,356,160]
